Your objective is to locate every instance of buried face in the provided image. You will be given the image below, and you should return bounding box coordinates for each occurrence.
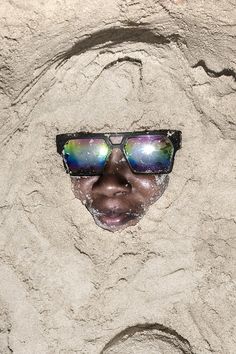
[56,130,181,232]
[71,148,169,231]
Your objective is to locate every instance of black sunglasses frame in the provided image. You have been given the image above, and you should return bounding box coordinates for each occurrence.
[56,130,182,176]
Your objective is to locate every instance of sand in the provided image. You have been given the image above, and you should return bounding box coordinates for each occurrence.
[0,0,235,353]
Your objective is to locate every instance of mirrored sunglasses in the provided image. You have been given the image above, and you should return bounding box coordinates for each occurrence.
[56,130,182,176]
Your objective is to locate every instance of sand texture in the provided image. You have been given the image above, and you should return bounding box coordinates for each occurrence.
[0,0,236,353]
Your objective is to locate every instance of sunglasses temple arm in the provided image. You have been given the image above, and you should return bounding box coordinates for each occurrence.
[173,131,182,150]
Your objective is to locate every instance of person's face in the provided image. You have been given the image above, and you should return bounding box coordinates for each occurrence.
[71,146,169,232]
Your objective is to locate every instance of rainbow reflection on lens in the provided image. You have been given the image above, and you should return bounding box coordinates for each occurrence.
[124,135,174,173]
[63,138,110,174]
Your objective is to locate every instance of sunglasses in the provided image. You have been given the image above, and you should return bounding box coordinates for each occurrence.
[56,130,182,176]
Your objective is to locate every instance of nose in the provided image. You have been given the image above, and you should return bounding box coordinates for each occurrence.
[92,148,132,197]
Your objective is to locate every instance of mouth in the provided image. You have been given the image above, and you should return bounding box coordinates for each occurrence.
[90,208,141,229]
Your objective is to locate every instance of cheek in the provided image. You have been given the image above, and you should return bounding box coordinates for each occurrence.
[154,174,169,191]
[137,178,156,191]
[135,175,169,203]
[71,177,98,203]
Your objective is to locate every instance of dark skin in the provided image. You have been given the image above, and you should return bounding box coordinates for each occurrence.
[71,146,169,232]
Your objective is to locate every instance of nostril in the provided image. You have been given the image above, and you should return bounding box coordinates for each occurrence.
[114,190,129,196]
[112,180,131,196]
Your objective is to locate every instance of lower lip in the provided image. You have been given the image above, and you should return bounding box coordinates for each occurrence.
[98,213,136,227]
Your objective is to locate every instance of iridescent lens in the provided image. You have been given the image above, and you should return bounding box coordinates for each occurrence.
[63,138,110,174]
[124,135,174,173]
